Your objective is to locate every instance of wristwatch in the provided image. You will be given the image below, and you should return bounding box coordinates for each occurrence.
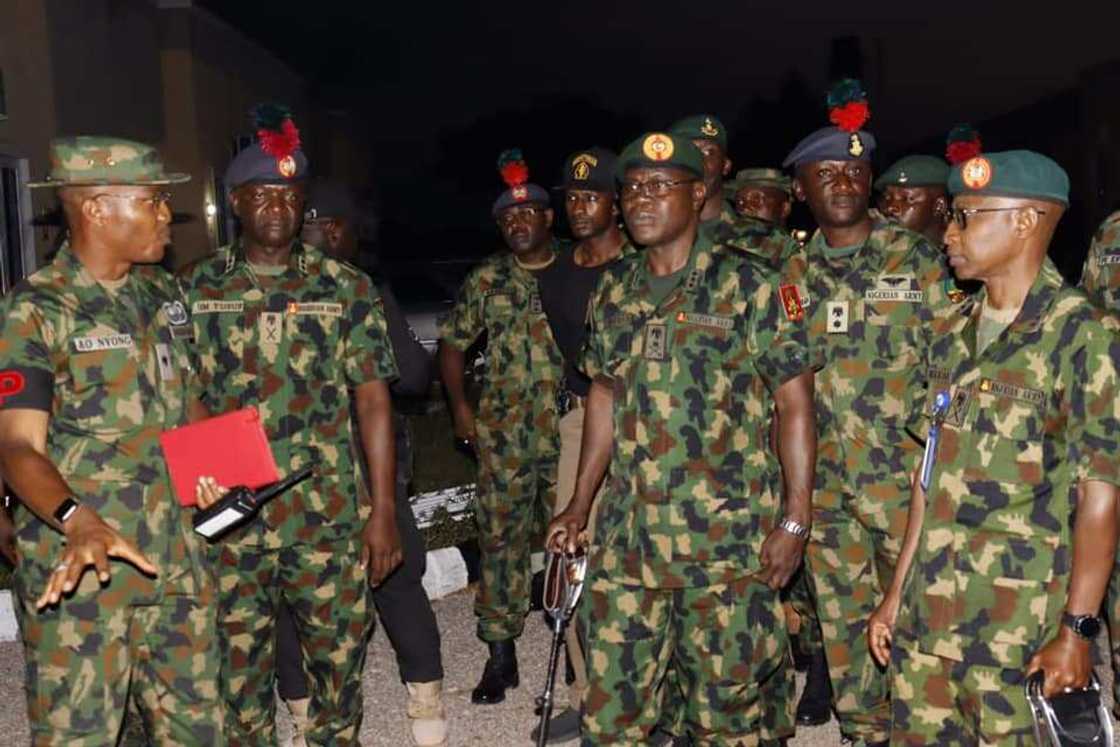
[1062,612,1102,640]
[52,496,81,526]
[778,517,810,539]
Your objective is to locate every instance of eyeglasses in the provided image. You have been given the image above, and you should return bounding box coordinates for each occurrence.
[619,178,696,199]
[93,192,173,211]
[950,206,1045,230]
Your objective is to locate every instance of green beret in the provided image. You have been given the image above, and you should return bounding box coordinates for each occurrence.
[874,155,949,190]
[948,150,1069,206]
[668,114,728,151]
[29,136,188,188]
[616,133,705,180]
[728,167,791,194]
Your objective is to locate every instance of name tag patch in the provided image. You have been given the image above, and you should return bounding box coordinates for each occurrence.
[978,378,1045,406]
[286,302,343,317]
[1098,254,1120,266]
[73,334,134,352]
[864,289,923,303]
[676,311,733,330]
[192,300,244,314]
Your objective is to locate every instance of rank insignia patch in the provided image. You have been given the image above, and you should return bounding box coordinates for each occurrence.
[826,300,849,333]
[643,322,668,361]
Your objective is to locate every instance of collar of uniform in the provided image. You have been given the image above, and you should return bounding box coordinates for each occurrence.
[505,237,561,279]
[628,226,714,293]
[224,239,311,276]
[961,256,1063,357]
[972,256,1062,334]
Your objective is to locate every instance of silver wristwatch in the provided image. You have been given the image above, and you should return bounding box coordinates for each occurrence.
[778,517,810,539]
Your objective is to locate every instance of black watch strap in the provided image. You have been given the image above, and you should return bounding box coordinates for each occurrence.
[1062,612,1102,640]
[53,496,81,526]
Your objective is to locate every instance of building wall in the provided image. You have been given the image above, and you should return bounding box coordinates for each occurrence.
[0,0,371,274]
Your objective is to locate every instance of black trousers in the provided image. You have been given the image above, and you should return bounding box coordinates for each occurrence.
[276,483,445,700]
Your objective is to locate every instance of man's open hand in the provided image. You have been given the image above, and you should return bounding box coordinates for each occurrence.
[37,506,156,609]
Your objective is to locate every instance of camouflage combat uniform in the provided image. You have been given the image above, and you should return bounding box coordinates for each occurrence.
[181,241,398,745]
[779,220,955,744]
[438,247,564,641]
[719,213,793,269]
[578,232,811,745]
[891,258,1120,744]
[0,245,223,746]
[1076,208,1120,709]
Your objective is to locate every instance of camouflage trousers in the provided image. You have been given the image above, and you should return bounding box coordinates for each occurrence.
[782,564,822,657]
[16,590,222,747]
[580,571,793,746]
[213,538,374,746]
[890,646,1036,746]
[805,435,913,745]
[473,422,558,642]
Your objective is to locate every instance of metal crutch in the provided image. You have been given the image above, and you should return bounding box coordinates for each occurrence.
[1025,670,1114,746]
[535,548,589,747]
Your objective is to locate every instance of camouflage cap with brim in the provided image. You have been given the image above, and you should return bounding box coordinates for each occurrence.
[726,167,792,195]
[29,136,189,188]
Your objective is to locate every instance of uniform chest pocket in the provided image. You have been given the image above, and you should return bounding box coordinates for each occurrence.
[286,308,342,380]
[965,383,1050,495]
[65,343,147,432]
[671,313,735,372]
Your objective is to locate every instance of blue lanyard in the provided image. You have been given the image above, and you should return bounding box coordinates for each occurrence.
[920,390,951,492]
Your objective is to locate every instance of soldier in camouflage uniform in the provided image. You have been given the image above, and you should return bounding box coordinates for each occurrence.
[729,168,793,229]
[724,163,833,728]
[778,80,958,747]
[437,150,564,705]
[874,156,951,247]
[181,107,402,745]
[1076,206,1120,714]
[870,150,1120,744]
[0,137,223,745]
[548,132,816,746]
[1079,208,1120,307]
[669,116,791,266]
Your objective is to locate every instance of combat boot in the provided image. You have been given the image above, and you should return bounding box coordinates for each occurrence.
[286,697,310,747]
[406,680,448,746]
[471,639,519,704]
[795,649,832,726]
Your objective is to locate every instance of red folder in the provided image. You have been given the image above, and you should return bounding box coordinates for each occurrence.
[160,407,280,507]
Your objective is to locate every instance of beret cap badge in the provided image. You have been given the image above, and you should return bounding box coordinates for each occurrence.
[962,157,993,190]
[642,134,674,161]
[700,118,719,137]
[848,133,865,158]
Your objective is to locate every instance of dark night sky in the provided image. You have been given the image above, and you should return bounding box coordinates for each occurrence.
[202,1,1120,259]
